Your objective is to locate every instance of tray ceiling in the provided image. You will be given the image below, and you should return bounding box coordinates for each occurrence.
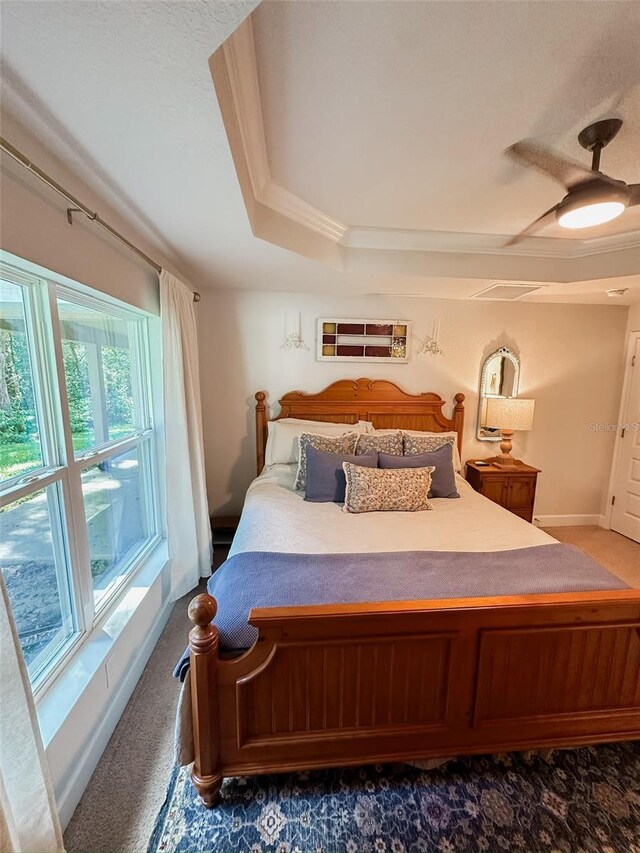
[253,1,640,239]
[211,0,640,289]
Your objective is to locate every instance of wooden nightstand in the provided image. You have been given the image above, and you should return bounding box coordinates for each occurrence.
[210,515,240,546]
[465,460,540,523]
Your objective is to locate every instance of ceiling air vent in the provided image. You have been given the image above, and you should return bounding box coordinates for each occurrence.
[472,283,544,300]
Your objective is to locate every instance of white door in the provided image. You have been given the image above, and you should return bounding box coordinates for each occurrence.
[611,334,640,542]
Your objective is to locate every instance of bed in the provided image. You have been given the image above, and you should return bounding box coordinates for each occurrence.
[185,378,640,807]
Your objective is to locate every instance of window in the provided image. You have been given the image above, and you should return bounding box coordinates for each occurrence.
[0,263,160,687]
[57,298,142,453]
[0,279,46,479]
[82,443,154,606]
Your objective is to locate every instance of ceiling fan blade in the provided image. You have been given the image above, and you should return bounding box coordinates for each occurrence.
[628,184,640,206]
[505,204,560,246]
[506,140,594,189]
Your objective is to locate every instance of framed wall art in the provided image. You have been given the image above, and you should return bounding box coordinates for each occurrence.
[317,319,411,363]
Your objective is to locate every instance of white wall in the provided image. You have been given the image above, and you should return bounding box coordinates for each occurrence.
[199,289,629,521]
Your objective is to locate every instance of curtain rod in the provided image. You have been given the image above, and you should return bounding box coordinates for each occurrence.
[0,136,201,303]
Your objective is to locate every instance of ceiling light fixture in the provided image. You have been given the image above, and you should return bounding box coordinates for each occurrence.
[557,200,626,229]
[555,179,630,231]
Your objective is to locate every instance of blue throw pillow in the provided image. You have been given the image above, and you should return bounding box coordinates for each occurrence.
[379,444,459,499]
[305,446,378,503]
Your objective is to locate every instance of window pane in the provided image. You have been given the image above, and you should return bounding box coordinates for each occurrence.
[57,299,143,454]
[83,444,152,605]
[0,485,75,675]
[0,280,45,482]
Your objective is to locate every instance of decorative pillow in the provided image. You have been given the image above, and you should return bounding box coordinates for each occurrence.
[265,419,369,466]
[305,446,378,503]
[355,431,403,456]
[342,463,435,514]
[403,432,455,456]
[295,432,360,490]
[379,444,459,499]
[401,430,462,472]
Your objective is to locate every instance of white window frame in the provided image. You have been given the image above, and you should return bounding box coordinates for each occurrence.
[0,258,162,695]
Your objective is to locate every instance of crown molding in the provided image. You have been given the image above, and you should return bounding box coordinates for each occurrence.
[213,15,640,282]
[221,17,348,244]
[260,182,347,242]
[220,18,269,200]
[342,225,640,259]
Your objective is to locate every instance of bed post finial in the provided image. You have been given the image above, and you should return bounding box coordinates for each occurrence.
[255,391,268,476]
[189,593,217,631]
[188,593,222,807]
[453,393,465,456]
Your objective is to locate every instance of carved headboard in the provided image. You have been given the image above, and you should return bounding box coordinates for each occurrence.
[254,378,465,475]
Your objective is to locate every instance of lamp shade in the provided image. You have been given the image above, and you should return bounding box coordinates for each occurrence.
[484,397,535,431]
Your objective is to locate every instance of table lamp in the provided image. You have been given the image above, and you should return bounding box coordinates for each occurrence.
[484,397,535,469]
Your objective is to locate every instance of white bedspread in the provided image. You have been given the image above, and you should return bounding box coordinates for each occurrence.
[230,464,555,557]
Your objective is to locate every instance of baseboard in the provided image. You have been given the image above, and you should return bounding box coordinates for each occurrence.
[533,514,604,528]
[55,592,174,829]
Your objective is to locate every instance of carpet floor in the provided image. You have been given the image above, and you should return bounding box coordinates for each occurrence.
[62,581,204,853]
[541,526,640,588]
[63,567,216,853]
[64,529,640,853]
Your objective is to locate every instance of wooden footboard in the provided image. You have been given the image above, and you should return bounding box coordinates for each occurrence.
[187,590,640,806]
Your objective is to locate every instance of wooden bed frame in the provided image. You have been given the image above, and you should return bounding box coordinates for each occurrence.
[188,378,640,806]
[254,377,466,476]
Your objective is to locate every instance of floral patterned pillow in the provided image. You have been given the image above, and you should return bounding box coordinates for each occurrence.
[295,432,359,490]
[403,432,456,457]
[355,431,403,456]
[342,463,435,513]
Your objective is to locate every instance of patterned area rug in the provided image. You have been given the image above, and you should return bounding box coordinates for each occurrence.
[148,743,640,853]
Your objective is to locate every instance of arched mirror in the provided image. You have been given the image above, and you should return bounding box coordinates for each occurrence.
[477,347,520,440]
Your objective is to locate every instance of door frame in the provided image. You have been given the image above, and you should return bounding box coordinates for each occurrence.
[604,328,640,530]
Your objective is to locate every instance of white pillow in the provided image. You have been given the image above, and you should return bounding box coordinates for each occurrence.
[280,417,374,432]
[370,428,462,472]
[265,418,370,466]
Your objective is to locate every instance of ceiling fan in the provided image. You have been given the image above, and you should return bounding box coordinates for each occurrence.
[505,118,640,245]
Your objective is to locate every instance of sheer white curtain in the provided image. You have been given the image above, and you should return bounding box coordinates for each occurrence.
[0,574,64,853]
[160,270,212,599]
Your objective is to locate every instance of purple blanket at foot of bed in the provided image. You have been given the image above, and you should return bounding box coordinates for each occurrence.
[173,544,627,680]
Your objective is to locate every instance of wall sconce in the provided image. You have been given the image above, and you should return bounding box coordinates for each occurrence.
[281,311,309,351]
[417,319,444,356]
